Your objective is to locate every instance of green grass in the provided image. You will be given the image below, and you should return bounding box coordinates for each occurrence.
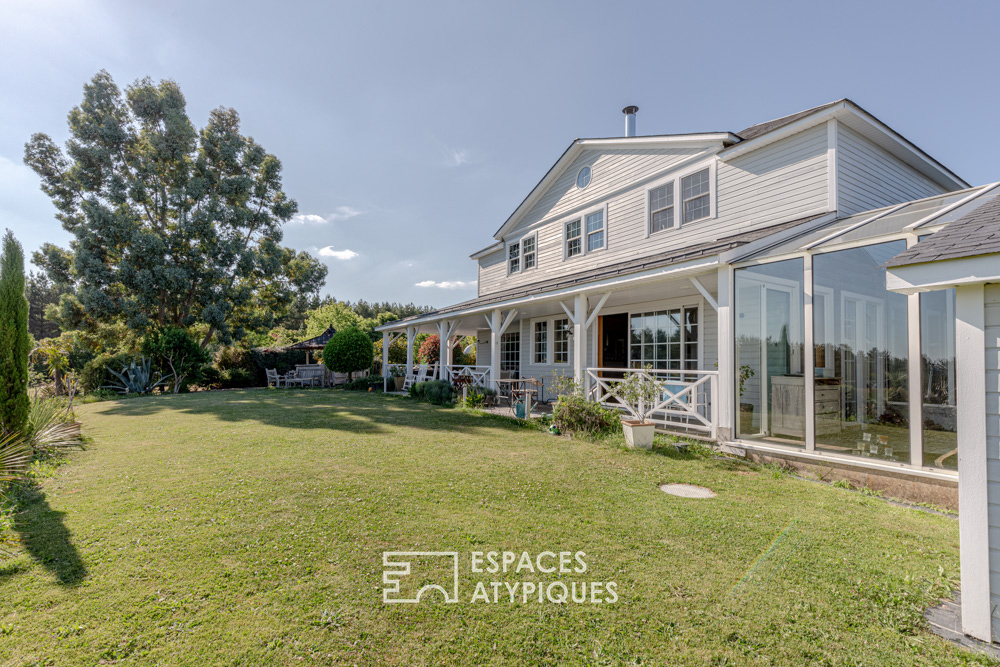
[0,390,990,665]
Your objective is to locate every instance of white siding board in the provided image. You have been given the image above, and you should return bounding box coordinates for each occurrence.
[478,125,831,298]
[837,125,947,215]
[986,283,1000,639]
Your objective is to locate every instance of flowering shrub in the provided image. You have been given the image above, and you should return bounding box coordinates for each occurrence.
[417,335,440,365]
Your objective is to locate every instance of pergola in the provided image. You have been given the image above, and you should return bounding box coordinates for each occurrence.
[285,326,336,364]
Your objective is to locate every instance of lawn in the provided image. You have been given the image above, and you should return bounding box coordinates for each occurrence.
[0,390,989,665]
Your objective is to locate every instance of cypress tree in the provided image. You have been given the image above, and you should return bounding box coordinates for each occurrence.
[0,230,30,435]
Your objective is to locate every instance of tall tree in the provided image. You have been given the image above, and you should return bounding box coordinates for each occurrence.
[0,231,31,434]
[23,70,324,346]
[25,271,63,339]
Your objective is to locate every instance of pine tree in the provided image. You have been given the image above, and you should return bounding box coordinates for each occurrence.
[0,231,30,434]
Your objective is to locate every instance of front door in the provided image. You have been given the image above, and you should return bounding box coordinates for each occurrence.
[599,313,628,378]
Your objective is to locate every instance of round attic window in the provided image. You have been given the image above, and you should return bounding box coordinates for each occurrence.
[576,166,591,189]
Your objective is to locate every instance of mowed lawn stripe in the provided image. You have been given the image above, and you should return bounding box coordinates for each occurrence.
[0,390,984,666]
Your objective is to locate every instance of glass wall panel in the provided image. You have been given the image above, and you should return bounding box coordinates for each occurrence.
[734,259,805,443]
[813,241,909,461]
[920,289,957,469]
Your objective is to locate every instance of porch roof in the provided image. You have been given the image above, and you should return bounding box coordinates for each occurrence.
[377,212,830,331]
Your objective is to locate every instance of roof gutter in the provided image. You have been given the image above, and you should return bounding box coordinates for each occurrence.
[376,255,721,331]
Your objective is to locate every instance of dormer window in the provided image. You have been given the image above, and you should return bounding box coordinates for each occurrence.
[649,182,674,233]
[522,235,536,269]
[564,204,608,260]
[681,168,711,223]
[507,233,537,274]
[647,162,714,235]
[565,219,582,258]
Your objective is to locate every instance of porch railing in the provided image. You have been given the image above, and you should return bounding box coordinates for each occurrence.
[585,368,718,439]
[445,365,491,387]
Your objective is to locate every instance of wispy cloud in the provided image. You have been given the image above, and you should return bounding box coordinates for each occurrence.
[290,206,363,225]
[318,246,359,260]
[445,147,471,167]
[290,213,327,225]
[415,279,476,289]
[328,206,362,221]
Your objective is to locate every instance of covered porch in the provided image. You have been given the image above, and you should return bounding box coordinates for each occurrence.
[376,258,730,438]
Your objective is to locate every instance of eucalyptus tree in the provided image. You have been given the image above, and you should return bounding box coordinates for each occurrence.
[24,70,326,346]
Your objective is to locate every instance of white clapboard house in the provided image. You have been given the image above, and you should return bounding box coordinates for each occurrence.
[378,99,996,507]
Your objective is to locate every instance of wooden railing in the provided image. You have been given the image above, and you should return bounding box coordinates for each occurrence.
[585,368,718,439]
[445,365,491,387]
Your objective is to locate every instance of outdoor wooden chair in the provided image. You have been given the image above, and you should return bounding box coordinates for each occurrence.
[402,363,428,392]
[266,368,285,388]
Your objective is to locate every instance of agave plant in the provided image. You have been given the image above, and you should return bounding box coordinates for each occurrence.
[103,357,172,395]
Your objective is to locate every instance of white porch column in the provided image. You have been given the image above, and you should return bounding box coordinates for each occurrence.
[437,320,452,381]
[716,265,735,441]
[382,330,390,392]
[406,326,416,376]
[490,308,502,390]
[803,254,816,451]
[956,283,991,642]
[574,293,586,390]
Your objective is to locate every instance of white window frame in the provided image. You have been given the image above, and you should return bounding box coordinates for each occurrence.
[521,232,538,271]
[506,239,520,275]
[562,203,609,261]
[506,232,537,276]
[644,158,717,238]
[553,317,571,365]
[531,318,550,365]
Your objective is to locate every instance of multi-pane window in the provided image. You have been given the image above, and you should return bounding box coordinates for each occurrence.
[533,321,548,364]
[500,332,520,373]
[681,168,711,223]
[522,235,536,270]
[508,242,520,274]
[565,220,582,258]
[553,318,570,364]
[649,182,674,234]
[585,210,605,251]
[628,307,699,371]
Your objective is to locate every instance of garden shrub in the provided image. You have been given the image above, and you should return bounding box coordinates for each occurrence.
[417,335,440,365]
[219,367,255,388]
[552,395,621,436]
[80,352,137,393]
[411,380,455,405]
[323,328,374,381]
[550,374,621,436]
[142,327,211,394]
[341,377,373,391]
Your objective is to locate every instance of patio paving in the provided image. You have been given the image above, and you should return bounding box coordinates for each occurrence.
[924,591,1000,659]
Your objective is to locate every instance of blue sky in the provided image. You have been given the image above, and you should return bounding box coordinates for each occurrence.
[1,0,998,308]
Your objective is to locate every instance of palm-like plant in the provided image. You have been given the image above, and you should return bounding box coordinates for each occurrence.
[104,357,172,395]
[0,432,31,483]
[23,396,83,452]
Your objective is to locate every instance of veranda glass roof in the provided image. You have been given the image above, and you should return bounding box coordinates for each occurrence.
[741,186,991,261]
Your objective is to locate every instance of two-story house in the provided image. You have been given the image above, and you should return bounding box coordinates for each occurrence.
[378,99,995,506]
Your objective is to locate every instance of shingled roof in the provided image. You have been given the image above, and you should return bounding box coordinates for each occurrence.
[887,194,1000,268]
[735,100,844,141]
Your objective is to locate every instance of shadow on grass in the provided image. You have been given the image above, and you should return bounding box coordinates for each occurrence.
[1,483,86,586]
[83,388,530,438]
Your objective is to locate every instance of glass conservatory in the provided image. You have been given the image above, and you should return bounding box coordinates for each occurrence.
[731,185,999,471]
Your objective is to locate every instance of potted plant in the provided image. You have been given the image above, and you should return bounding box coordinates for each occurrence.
[389,365,406,391]
[613,367,661,450]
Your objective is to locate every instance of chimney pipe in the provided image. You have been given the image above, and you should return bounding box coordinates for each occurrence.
[622,105,639,137]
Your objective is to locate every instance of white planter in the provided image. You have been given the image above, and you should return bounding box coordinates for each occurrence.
[622,420,656,450]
